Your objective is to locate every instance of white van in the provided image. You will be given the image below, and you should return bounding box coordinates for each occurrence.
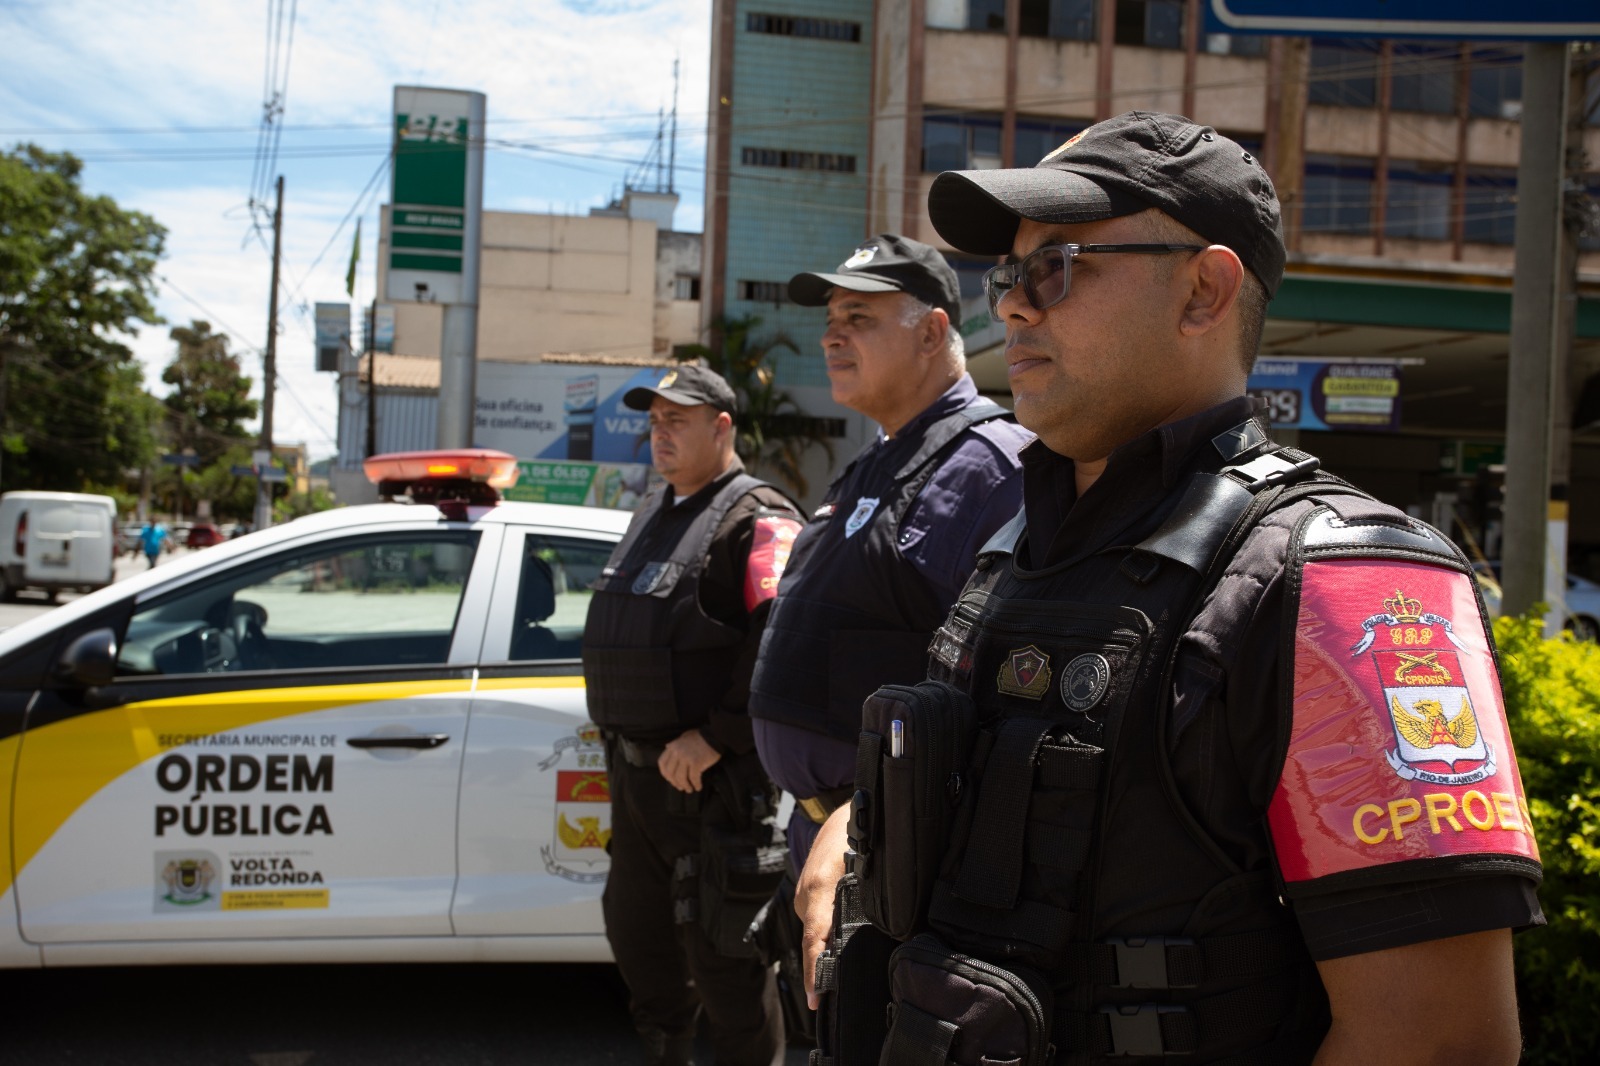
[0,492,117,602]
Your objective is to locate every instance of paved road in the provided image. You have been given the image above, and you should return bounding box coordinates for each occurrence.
[0,961,812,1065]
[0,548,190,632]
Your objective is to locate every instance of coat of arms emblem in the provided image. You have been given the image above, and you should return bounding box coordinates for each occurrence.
[1355,589,1494,786]
[540,723,612,883]
[997,645,1052,699]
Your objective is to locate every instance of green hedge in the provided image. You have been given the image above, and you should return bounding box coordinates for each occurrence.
[1493,615,1600,1064]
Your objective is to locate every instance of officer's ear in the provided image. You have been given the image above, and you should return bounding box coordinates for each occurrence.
[920,306,951,359]
[713,409,735,444]
[1177,246,1244,339]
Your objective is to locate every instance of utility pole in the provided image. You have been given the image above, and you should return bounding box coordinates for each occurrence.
[254,175,284,532]
[1501,45,1572,626]
[365,299,378,458]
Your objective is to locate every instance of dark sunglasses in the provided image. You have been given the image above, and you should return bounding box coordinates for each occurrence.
[982,243,1205,321]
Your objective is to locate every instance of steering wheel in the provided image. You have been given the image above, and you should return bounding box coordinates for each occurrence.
[228,601,273,670]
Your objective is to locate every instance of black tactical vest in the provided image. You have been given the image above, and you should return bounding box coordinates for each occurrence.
[583,470,768,740]
[915,433,1349,1063]
[750,400,1013,743]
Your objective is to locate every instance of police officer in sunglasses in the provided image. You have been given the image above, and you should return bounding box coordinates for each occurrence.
[796,112,1540,1064]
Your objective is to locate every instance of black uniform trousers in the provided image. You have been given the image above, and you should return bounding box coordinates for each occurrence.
[602,745,783,1066]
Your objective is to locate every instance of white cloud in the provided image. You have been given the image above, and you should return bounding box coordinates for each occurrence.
[4,0,712,461]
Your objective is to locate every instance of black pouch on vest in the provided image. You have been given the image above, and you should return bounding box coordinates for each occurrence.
[882,933,1054,1066]
[849,680,979,940]
[699,819,787,958]
[813,873,896,1066]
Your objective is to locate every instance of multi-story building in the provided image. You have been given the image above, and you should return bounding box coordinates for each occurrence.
[705,0,1600,568]
[329,191,702,502]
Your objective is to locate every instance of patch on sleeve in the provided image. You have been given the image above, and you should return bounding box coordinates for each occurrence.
[1269,560,1539,887]
[744,513,803,611]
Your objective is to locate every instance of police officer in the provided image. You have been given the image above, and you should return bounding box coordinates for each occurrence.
[582,365,804,1066]
[748,235,1034,871]
[798,113,1543,1062]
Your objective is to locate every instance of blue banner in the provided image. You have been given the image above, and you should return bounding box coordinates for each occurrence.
[1247,358,1402,432]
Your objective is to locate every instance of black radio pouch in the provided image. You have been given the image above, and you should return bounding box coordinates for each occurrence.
[849,681,979,939]
[813,872,897,1066]
[882,933,1054,1066]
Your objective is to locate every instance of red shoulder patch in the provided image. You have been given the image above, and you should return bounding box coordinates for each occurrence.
[744,513,802,611]
[1269,560,1539,886]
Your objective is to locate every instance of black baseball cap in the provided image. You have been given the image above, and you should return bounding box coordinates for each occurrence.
[789,234,963,323]
[623,365,736,414]
[927,111,1286,296]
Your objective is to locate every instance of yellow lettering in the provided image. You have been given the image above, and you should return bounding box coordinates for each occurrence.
[1517,795,1536,837]
[1419,627,1433,645]
[1492,792,1523,832]
[1354,804,1389,844]
[1425,793,1463,834]
[1390,629,1404,646]
[1388,797,1422,840]
[1462,791,1495,831]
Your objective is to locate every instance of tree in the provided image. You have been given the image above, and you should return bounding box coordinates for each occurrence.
[162,320,258,468]
[0,144,166,491]
[674,314,833,496]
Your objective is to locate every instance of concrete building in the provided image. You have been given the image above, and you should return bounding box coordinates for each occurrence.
[704,1,1600,568]
[330,192,702,502]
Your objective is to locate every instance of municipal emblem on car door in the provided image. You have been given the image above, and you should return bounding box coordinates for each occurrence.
[540,723,611,883]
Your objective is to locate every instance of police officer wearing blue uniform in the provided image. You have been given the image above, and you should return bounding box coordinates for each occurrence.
[795,113,1542,1065]
[748,235,1034,871]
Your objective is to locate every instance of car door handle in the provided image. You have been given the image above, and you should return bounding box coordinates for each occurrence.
[346,733,451,750]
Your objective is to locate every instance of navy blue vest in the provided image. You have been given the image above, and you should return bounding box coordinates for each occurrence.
[749,400,1011,742]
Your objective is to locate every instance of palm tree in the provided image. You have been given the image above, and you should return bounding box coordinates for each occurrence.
[675,314,833,497]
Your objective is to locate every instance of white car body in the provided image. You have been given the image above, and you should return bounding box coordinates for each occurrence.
[0,497,631,968]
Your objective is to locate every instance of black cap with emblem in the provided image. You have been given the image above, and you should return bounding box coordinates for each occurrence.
[788,233,963,323]
[623,364,737,414]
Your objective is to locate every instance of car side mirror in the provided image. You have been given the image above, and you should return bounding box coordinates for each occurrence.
[55,627,119,689]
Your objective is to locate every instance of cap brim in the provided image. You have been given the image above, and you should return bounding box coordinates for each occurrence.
[623,386,717,411]
[788,270,903,307]
[928,168,1149,255]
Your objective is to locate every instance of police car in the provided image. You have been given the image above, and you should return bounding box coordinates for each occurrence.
[0,451,628,968]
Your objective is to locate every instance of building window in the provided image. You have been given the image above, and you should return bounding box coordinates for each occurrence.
[1203,33,1268,57]
[1309,40,1380,108]
[1463,167,1518,245]
[745,13,862,42]
[966,0,1007,31]
[737,280,787,305]
[1385,161,1453,241]
[1303,155,1375,235]
[1114,1,1184,49]
[1390,43,1458,115]
[673,274,701,301]
[923,113,1003,172]
[741,147,857,173]
[1017,0,1097,41]
[1014,117,1090,167]
[1468,46,1523,120]
[946,254,996,301]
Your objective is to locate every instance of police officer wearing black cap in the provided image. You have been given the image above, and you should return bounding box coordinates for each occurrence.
[583,364,804,1066]
[748,235,1033,876]
[797,113,1541,1064]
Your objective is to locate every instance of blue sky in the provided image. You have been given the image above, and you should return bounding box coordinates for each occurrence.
[3,0,712,458]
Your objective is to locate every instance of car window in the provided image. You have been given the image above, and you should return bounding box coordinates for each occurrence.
[507,535,612,661]
[115,531,481,676]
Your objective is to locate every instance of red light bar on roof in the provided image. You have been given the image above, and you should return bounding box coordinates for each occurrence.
[363,449,521,498]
